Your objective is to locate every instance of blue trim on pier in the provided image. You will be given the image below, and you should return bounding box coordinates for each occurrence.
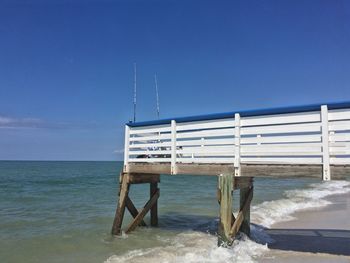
[127,101,350,127]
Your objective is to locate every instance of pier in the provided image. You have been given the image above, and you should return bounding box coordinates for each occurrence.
[112,101,350,244]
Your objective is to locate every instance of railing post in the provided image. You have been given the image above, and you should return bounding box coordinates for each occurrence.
[123,125,130,173]
[234,113,241,177]
[171,120,177,175]
[321,105,331,181]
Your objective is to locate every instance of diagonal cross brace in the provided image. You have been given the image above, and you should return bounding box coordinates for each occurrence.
[229,187,253,237]
[125,189,160,233]
[125,196,147,227]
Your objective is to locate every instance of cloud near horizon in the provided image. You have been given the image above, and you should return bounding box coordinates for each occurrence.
[0,115,44,129]
[0,115,98,130]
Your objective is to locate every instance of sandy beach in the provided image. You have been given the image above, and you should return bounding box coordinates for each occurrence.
[260,192,350,262]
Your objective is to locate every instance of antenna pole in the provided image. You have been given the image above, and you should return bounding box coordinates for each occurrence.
[155,74,160,119]
[133,63,137,123]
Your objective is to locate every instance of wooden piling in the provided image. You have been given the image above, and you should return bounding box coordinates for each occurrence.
[150,182,158,226]
[111,172,130,235]
[218,173,233,246]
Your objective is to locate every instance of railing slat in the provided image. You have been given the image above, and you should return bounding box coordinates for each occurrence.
[241,111,320,127]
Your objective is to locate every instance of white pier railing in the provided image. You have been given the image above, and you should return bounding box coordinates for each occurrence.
[123,102,350,180]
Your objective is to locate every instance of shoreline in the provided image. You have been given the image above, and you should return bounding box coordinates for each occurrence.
[260,191,350,262]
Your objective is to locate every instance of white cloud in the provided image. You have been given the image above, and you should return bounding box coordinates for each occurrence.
[0,114,101,130]
[0,115,43,128]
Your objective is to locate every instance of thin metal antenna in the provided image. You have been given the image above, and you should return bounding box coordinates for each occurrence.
[154,74,160,119]
[133,62,137,123]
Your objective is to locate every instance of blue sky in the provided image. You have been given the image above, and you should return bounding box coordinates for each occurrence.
[0,0,349,161]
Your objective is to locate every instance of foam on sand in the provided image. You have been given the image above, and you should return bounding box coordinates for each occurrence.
[251,180,350,228]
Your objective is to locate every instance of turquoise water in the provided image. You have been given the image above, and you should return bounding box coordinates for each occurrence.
[0,161,348,263]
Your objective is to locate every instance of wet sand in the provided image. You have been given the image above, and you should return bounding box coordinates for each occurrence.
[260,192,350,262]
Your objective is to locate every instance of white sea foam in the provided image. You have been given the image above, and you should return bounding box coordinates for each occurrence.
[106,180,350,263]
[251,180,350,228]
[105,232,268,263]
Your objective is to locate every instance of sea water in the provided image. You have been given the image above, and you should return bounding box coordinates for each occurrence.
[0,161,349,263]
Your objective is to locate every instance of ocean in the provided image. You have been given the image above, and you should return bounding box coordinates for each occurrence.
[0,161,349,263]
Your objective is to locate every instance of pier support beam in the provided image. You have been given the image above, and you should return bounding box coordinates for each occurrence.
[111,172,160,235]
[150,182,158,226]
[217,175,254,246]
[218,173,233,246]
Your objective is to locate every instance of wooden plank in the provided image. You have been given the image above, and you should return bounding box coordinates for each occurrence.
[241,111,320,127]
[241,157,323,164]
[328,109,350,121]
[241,122,321,135]
[241,143,322,151]
[241,164,323,178]
[229,186,253,238]
[128,163,171,174]
[330,157,350,165]
[129,142,172,149]
[330,148,350,155]
[176,163,235,175]
[177,157,235,163]
[178,145,234,152]
[241,151,322,156]
[329,120,350,131]
[129,150,171,156]
[129,124,171,135]
[111,173,130,235]
[176,128,235,139]
[176,118,235,131]
[125,196,146,227]
[127,163,350,179]
[125,189,160,233]
[234,177,253,190]
[177,138,235,147]
[150,183,158,226]
[241,134,321,144]
[243,143,323,150]
[330,133,350,142]
[129,133,171,142]
[127,173,160,184]
[128,158,171,163]
[178,152,235,157]
[218,174,233,246]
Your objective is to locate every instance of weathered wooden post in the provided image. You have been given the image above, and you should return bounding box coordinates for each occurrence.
[111,172,130,235]
[218,173,233,246]
[150,182,158,226]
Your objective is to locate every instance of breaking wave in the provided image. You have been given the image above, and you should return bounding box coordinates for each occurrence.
[251,180,350,228]
[106,180,350,263]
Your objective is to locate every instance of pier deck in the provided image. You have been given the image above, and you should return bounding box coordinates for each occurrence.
[127,163,350,179]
